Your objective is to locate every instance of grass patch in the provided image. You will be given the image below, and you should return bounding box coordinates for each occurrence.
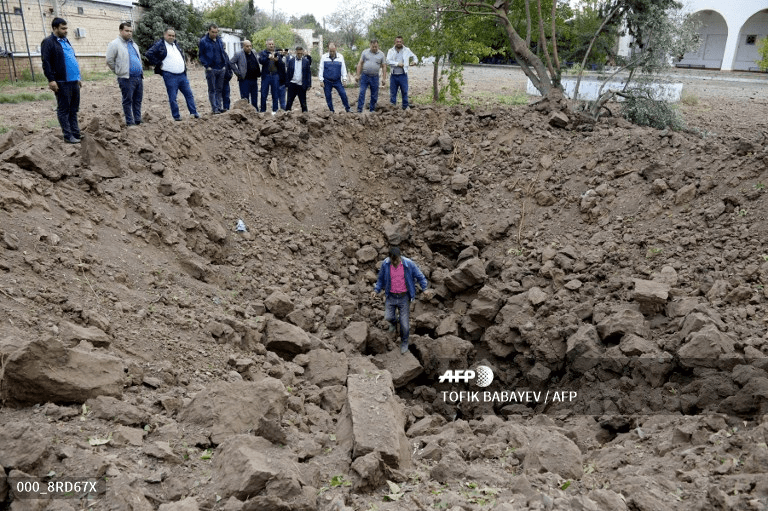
[0,125,9,134]
[0,91,55,103]
[680,91,699,106]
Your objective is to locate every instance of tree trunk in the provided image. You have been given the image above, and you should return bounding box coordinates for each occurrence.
[432,58,439,102]
[496,6,554,96]
[524,0,531,47]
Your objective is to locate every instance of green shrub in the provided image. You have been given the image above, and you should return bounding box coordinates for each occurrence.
[621,89,685,131]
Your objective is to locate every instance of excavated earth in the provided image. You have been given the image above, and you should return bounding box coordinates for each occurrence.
[1,73,768,511]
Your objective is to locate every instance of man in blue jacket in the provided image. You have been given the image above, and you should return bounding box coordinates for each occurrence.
[40,17,81,143]
[318,43,350,113]
[285,46,312,112]
[198,24,228,114]
[372,247,429,354]
[258,39,285,113]
[145,28,200,121]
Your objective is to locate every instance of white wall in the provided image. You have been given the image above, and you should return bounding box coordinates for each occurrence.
[681,0,767,71]
[734,10,768,71]
[679,10,728,68]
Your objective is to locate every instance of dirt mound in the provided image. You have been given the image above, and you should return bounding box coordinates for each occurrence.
[1,99,768,510]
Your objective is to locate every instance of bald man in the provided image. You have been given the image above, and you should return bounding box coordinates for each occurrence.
[230,39,261,108]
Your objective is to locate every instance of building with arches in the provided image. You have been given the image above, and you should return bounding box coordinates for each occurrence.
[678,1,768,71]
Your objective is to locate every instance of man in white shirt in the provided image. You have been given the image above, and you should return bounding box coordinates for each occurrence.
[285,46,312,112]
[386,36,418,110]
[145,28,199,120]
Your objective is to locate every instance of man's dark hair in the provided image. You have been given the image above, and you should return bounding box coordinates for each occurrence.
[119,22,131,30]
[396,35,404,40]
[51,17,66,29]
[208,23,219,30]
[295,45,303,51]
[370,38,378,44]
[389,246,401,259]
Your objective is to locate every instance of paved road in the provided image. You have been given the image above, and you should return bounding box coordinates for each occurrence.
[407,63,768,101]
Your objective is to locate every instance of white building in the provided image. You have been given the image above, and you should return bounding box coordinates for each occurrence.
[678,1,768,71]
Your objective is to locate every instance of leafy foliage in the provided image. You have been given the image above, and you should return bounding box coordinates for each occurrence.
[204,0,271,42]
[325,2,370,48]
[370,0,493,102]
[757,37,768,72]
[134,0,206,60]
[251,23,307,52]
[621,88,684,130]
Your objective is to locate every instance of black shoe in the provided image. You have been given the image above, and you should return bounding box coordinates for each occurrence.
[174,117,182,121]
[135,120,142,125]
[192,114,200,118]
[64,136,80,144]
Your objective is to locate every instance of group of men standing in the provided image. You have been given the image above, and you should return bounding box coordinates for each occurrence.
[318,37,418,113]
[41,17,418,143]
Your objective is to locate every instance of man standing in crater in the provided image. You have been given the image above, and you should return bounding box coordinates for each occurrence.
[371,247,428,354]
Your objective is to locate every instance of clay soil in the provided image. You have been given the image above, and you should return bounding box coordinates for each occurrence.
[1,65,768,511]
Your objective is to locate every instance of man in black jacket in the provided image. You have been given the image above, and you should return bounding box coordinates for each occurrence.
[145,28,199,121]
[40,17,81,143]
[285,46,312,112]
[229,40,260,108]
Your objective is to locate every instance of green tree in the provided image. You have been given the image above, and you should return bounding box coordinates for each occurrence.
[757,37,768,72]
[134,0,205,60]
[204,0,270,41]
[325,2,370,48]
[370,0,493,102]
[251,23,307,52]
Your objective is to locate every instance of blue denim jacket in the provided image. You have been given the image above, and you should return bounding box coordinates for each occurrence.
[374,257,428,301]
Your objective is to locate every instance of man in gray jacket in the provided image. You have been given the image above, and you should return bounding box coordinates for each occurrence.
[229,40,260,109]
[106,22,143,125]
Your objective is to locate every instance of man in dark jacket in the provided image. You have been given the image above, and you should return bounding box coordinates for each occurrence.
[229,40,260,108]
[40,17,81,143]
[198,24,228,114]
[258,39,285,113]
[372,246,429,354]
[285,46,312,112]
[145,28,199,121]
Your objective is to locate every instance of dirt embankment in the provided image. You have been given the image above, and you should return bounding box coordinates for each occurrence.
[1,80,768,511]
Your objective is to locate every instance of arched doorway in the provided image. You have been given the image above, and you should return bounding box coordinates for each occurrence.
[733,9,768,71]
[678,10,728,69]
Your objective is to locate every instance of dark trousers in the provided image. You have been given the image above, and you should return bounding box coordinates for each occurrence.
[261,73,280,112]
[118,75,143,125]
[278,84,287,110]
[357,73,379,112]
[323,79,350,112]
[385,294,410,342]
[162,71,198,119]
[285,82,308,112]
[205,67,225,113]
[54,80,80,139]
[223,77,231,110]
[390,73,409,109]
[238,78,259,108]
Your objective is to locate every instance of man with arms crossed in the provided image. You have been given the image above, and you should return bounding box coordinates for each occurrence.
[387,36,418,110]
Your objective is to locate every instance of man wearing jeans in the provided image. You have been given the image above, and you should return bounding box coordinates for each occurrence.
[40,17,81,143]
[355,39,386,113]
[318,43,350,113]
[386,36,418,110]
[229,40,260,109]
[258,39,285,113]
[106,22,143,126]
[198,24,228,114]
[372,247,428,354]
[145,28,199,121]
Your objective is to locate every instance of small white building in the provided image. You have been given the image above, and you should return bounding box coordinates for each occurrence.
[678,1,767,71]
[218,30,242,59]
